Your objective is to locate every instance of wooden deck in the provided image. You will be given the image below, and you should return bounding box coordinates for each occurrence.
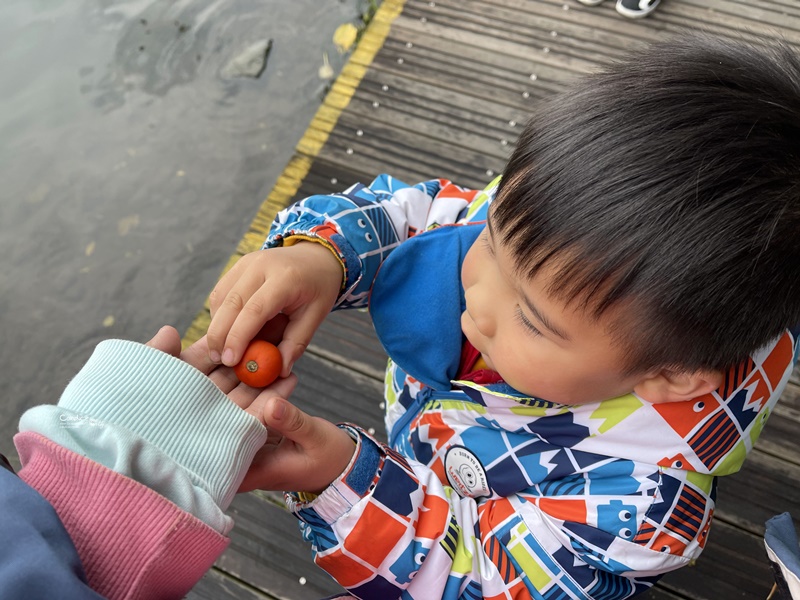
[183,1,800,598]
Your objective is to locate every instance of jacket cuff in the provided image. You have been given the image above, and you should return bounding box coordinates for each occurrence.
[15,433,228,600]
[286,424,384,523]
[20,339,267,511]
[266,225,363,307]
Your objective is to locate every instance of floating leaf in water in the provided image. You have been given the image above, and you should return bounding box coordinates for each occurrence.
[117,214,140,236]
[318,51,334,80]
[85,241,96,257]
[333,23,358,54]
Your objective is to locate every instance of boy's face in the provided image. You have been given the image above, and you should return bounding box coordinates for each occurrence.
[460,218,644,405]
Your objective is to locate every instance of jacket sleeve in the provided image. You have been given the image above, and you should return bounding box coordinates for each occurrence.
[265,175,495,309]
[12,339,269,600]
[286,426,698,600]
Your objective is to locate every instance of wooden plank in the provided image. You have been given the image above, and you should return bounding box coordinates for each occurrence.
[393,9,599,74]
[216,493,344,600]
[639,588,693,600]
[679,0,800,32]
[345,93,514,161]
[756,383,800,467]
[752,0,800,15]
[355,70,530,148]
[656,519,774,600]
[716,447,800,537]
[322,115,504,190]
[188,568,272,600]
[656,3,800,44]
[290,345,386,436]
[292,156,378,199]
[312,309,388,380]
[378,24,578,95]
[373,38,561,116]
[529,0,800,44]
[409,0,647,59]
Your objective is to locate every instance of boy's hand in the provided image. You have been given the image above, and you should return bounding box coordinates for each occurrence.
[240,398,356,495]
[207,242,343,377]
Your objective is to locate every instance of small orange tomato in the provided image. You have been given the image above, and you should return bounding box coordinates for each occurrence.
[234,340,282,388]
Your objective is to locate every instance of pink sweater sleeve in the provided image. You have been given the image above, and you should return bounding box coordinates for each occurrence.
[15,432,229,600]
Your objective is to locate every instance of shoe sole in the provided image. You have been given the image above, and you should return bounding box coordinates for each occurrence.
[616,5,658,17]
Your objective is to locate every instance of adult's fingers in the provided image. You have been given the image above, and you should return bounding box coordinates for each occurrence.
[180,336,257,395]
[180,335,219,375]
[145,326,182,357]
[228,374,298,416]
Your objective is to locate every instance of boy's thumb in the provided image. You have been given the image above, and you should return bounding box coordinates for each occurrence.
[264,397,310,442]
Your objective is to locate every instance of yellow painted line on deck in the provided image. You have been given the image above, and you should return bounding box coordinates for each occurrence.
[183,0,406,347]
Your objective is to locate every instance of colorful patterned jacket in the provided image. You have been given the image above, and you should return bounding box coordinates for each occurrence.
[266,175,799,599]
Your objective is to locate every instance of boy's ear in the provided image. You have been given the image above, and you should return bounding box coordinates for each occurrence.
[633,368,724,404]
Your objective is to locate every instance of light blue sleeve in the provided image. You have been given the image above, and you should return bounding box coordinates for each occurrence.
[19,339,268,534]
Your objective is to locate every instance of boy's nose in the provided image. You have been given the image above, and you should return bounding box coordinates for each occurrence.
[465,289,496,338]
[473,313,496,338]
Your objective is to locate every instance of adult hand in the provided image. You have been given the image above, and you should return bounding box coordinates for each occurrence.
[146,328,352,495]
[146,326,298,430]
[145,324,183,357]
[206,242,343,377]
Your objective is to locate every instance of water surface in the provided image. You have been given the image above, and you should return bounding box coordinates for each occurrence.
[0,0,368,463]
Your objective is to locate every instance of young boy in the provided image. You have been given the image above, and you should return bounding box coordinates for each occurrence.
[207,34,800,599]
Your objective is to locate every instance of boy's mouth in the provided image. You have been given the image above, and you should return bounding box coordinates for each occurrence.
[461,311,495,370]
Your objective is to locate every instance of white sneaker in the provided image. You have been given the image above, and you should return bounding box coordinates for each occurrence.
[577,0,605,5]
[616,0,661,17]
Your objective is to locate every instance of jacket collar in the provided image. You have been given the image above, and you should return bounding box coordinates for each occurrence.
[370,223,480,390]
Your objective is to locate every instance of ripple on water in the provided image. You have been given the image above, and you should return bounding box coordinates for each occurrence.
[83,0,280,109]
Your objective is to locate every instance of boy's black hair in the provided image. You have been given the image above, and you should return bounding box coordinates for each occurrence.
[493,34,800,375]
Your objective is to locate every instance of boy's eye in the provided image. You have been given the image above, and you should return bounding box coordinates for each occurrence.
[515,306,542,337]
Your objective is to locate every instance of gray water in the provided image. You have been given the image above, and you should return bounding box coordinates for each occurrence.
[0,0,370,464]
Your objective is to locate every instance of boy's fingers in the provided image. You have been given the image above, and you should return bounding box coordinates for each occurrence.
[276,305,328,377]
[263,397,318,444]
[207,275,271,364]
[208,253,256,316]
[220,286,290,366]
